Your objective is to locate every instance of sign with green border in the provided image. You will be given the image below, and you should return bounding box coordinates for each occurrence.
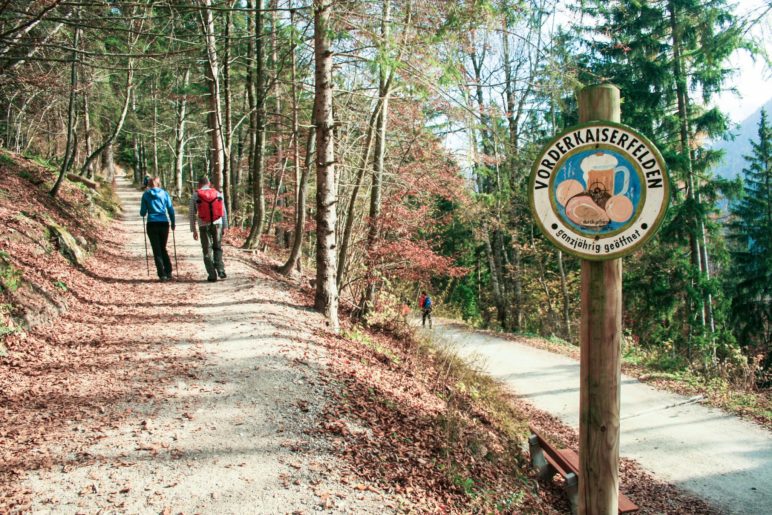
[529,121,669,260]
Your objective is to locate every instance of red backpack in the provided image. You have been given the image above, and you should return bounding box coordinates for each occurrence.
[196,188,223,223]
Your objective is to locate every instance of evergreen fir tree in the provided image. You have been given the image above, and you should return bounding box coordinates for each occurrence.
[728,110,772,350]
[576,0,745,359]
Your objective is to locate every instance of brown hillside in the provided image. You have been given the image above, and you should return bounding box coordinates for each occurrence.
[0,151,117,332]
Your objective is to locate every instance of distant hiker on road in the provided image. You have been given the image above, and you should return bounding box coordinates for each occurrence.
[190,176,227,282]
[419,291,433,328]
[140,177,175,281]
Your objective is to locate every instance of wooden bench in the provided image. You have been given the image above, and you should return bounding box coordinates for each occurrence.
[528,426,639,514]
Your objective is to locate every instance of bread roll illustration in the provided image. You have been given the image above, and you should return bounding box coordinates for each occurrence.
[605,194,633,223]
[556,179,584,207]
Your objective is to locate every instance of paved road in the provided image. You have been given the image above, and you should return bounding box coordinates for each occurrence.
[429,322,772,515]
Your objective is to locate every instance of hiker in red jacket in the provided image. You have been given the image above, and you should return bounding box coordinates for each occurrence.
[189,177,228,282]
[418,291,433,328]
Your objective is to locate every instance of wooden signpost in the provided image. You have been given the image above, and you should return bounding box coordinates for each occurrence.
[529,84,669,514]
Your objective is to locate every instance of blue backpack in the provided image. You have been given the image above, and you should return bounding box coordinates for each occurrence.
[423,296,432,309]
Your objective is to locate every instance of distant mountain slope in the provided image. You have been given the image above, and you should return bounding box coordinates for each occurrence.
[713,97,772,178]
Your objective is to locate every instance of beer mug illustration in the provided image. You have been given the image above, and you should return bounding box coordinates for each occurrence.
[580,152,630,196]
[556,151,635,230]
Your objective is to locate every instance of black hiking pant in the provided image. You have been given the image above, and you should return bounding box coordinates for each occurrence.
[147,221,172,279]
[422,307,432,328]
[199,223,225,279]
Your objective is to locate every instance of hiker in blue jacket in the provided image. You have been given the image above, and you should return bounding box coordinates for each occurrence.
[140,177,175,281]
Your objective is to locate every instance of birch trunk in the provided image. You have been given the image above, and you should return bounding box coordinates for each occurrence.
[223,1,234,214]
[81,79,94,178]
[174,68,190,197]
[152,79,159,180]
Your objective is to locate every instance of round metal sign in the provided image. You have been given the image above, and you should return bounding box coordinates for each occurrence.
[529,121,669,260]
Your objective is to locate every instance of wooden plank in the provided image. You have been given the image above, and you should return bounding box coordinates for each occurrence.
[531,427,638,513]
[543,449,569,478]
[559,448,580,471]
[530,428,574,476]
[578,84,623,515]
[559,449,638,514]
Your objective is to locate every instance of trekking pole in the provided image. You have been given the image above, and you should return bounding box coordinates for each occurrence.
[171,225,178,273]
[142,215,150,276]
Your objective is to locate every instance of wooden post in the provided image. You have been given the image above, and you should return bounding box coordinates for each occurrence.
[578,84,622,515]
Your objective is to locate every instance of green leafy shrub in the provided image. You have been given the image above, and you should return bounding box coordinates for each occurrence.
[0,250,22,292]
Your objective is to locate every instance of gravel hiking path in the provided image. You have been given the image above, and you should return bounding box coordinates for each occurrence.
[23,174,393,514]
[429,321,772,515]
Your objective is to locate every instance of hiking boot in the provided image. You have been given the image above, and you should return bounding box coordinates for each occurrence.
[217,270,227,279]
[159,276,168,282]
[207,275,217,282]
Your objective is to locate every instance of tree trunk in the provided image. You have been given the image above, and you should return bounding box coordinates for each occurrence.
[81,77,94,178]
[512,242,523,330]
[101,143,115,182]
[199,0,226,190]
[265,0,285,248]
[483,229,507,329]
[470,42,508,328]
[233,104,246,214]
[337,100,382,290]
[280,126,314,275]
[133,137,141,184]
[667,0,714,333]
[174,67,190,197]
[244,0,267,249]
[263,138,293,249]
[50,22,79,198]
[280,6,307,275]
[222,1,234,215]
[361,0,392,314]
[501,20,524,330]
[243,1,256,218]
[152,78,159,181]
[313,0,339,332]
[79,60,134,176]
[531,225,555,320]
[558,250,571,339]
[260,0,285,250]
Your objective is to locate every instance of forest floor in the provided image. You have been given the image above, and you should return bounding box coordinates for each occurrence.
[0,158,744,514]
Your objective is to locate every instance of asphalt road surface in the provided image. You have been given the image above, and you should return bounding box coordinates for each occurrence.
[429,322,772,515]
